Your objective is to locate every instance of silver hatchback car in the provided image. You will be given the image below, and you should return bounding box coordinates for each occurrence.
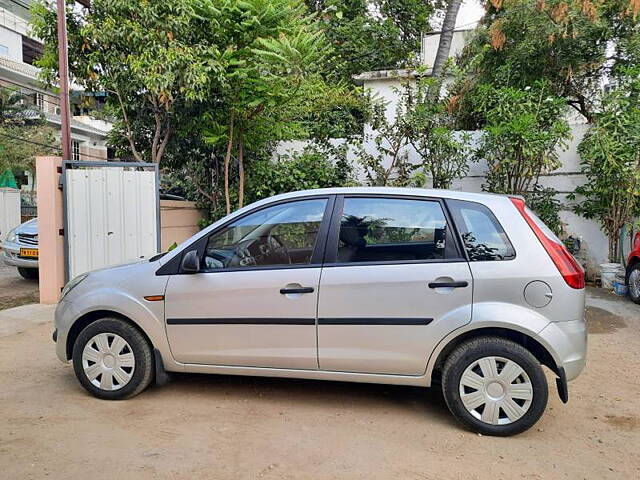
[54,187,586,436]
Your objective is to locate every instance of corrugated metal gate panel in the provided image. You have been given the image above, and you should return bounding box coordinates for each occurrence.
[0,188,21,242]
[66,166,158,278]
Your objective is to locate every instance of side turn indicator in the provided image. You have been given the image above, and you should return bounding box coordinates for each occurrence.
[144,295,165,302]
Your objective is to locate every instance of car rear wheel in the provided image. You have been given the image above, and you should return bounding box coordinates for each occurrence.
[441,336,548,436]
[628,264,640,304]
[72,318,153,400]
[17,267,38,280]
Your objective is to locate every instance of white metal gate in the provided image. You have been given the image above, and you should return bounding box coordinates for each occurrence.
[0,187,21,242]
[63,161,160,280]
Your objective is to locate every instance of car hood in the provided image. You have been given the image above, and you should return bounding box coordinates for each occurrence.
[16,218,38,235]
[80,258,148,279]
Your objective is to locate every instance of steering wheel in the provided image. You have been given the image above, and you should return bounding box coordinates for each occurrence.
[230,234,291,267]
[266,234,291,265]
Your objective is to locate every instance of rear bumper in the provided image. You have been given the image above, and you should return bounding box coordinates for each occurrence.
[539,319,587,381]
[2,249,39,268]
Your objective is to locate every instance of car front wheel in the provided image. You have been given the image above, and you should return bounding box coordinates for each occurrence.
[72,318,154,400]
[441,336,548,436]
[17,267,38,280]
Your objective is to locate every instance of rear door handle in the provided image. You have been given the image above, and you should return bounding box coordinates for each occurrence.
[428,281,468,289]
[280,287,315,294]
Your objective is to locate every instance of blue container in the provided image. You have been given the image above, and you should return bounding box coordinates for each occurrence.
[613,281,628,296]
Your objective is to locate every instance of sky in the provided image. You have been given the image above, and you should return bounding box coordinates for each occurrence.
[457,0,486,29]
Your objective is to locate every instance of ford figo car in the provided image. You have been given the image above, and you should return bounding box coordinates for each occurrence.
[54,188,587,436]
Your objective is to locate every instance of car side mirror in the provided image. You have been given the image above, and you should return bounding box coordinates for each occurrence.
[181,250,201,273]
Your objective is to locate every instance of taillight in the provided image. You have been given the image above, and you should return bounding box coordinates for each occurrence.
[510,197,585,289]
[634,232,640,251]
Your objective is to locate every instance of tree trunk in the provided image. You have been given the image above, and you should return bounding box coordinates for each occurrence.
[431,0,463,83]
[224,113,235,215]
[237,132,244,209]
[114,90,143,163]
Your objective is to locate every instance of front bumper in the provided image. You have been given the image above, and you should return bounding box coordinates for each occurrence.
[539,319,588,382]
[54,299,80,363]
[2,244,39,269]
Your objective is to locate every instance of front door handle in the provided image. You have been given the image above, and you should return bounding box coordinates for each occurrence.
[428,281,469,289]
[280,287,315,295]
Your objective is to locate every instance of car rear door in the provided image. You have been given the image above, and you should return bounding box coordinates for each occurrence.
[317,194,473,375]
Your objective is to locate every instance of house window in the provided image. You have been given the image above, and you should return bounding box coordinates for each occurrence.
[35,93,44,110]
[72,141,81,161]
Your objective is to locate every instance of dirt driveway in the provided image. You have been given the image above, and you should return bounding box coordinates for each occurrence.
[0,263,38,310]
[1,288,639,479]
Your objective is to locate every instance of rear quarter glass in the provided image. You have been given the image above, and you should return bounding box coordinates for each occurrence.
[524,206,562,244]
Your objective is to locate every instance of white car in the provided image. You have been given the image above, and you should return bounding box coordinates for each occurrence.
[1,218,39,279]
[54,187,587,436]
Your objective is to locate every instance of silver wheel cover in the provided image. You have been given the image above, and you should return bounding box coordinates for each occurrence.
[82,333,135,391]
[459,356,533,425]
[630,269,640,300]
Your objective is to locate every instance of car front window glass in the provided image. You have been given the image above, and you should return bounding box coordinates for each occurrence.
[203,199,327,270]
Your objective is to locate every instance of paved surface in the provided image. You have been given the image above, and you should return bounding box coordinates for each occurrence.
[1,289,639,479]
[0,263,39,310]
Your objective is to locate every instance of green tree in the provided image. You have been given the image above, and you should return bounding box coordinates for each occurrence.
[246,146,355,202]
[0,86,57,181]
[572,68,640,262]
[358,97,415,186]
[31,0,226,165]
[454,0,639,127]
[306,1,437,82]
[199,0,361,214]
[359,77,471,188]
[474,81,571,195]
[404,78,471,188]
[0,125,58,180]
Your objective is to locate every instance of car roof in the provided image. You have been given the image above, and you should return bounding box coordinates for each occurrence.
[262,187,509,204]
[158,187,513,266]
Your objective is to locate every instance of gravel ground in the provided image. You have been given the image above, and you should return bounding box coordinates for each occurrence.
[0,263,39,310]
[0,288,639,479]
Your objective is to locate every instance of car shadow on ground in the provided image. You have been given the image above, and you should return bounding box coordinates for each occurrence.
[141,371,457,426]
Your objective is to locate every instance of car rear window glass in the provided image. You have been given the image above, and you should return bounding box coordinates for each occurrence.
[448,200,515,261]
[336,197,451,263]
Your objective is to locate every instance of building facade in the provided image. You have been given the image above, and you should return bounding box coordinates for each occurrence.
[0,0,111,193]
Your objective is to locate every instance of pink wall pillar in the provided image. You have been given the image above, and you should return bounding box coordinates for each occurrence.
[36,156,65,304]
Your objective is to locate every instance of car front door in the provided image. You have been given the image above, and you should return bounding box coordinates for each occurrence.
[164,196,333,369]
[317,195,473,375]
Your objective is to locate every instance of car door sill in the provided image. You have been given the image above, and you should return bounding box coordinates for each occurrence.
[174,362,430,387]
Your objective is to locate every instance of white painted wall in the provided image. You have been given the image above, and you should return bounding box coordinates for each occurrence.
[0,25,22,62]
[422,30,473,69]
[0,187,21,241]
[274,84,610,277]
[357,77,612,276]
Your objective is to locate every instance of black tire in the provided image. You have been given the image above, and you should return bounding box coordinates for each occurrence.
[72,318,154,400]
[17,267,38,280]
[441,336,548,436]
[628,263,640,305]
